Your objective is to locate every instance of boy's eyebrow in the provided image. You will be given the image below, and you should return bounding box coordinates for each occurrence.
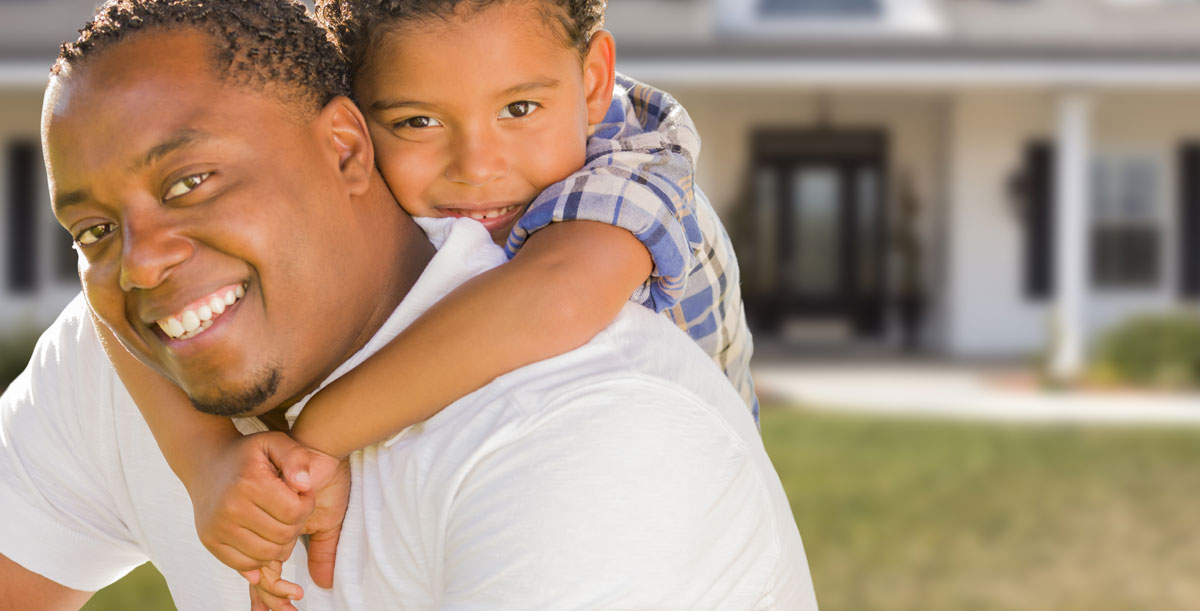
[498,78,561,98]
[370,78,562,112]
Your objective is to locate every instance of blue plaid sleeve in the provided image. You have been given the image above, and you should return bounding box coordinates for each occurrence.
[504,76,704,313]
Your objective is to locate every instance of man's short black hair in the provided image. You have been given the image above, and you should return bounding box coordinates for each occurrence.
[53,0,351,113]
[315,0,606,83]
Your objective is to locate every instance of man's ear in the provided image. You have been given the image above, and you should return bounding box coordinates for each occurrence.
[582,30,616,126]
[318,96,374,197]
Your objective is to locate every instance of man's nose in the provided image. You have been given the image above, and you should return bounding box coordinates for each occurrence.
[445,128,509,187]
[118,210,194,292]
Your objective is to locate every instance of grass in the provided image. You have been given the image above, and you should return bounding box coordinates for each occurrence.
[82,563,175,611]
[762,404,1200,611]
[55,405,1200,610]
[0,331,39,393]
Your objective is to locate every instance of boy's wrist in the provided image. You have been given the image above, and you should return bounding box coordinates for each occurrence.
[289,408,345,460]
[175,427,241,493]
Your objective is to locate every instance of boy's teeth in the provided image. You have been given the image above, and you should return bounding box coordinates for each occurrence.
[209,296,226,315]
[466,204,515,221]
[224,291,236,305]
[197,305,212,322]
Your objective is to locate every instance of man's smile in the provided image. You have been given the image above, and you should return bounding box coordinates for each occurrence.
[152,282,246,341]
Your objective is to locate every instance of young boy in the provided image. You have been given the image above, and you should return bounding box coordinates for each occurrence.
[101,0,756,606]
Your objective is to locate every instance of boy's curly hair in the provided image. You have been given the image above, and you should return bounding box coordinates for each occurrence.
[53,0,351,113]
[315,0,606,81]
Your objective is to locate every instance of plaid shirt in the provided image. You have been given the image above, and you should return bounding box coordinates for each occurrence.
[505,75,758,422]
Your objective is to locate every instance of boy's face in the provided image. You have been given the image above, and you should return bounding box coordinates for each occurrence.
[355,0,614,245]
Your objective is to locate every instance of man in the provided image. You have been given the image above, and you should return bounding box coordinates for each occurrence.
[0,1,819,609]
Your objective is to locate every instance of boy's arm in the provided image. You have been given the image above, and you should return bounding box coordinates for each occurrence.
[91,319,241,483]
[289,220,651,458]
[92,321,315,575]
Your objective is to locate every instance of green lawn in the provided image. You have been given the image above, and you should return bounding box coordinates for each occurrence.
[763,405,1200,611]
[84,405,1200,610]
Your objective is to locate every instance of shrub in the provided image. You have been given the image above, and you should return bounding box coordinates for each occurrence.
[1090,312,1200,390]
[0,332,39,390]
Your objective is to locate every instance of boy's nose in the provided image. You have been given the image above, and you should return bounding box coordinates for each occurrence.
[119,210,194,292]
[445,131,509,186]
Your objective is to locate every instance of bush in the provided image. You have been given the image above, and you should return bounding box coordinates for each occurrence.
[1089,312,1200,390]
[0,331,40,390]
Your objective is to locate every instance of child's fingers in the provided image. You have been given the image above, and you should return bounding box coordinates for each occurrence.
[248,584,297,611]
[260,435,317,493]
[305,520,342,589]
[240,568,261,585]
[220,526,297,565]
[210,543,269,574]
[255,575,304,603]
[256,562,303,609]
[243,474,313,527]
[248,584,268,611]
[231,505,307,546]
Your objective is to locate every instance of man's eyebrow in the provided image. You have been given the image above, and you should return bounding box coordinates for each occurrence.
[52,189,88,215]
[135,129,210,171]
[369,78,562,112]
[54,129,212,215]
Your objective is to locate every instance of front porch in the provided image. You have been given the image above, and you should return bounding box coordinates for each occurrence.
[636,77,1200,369]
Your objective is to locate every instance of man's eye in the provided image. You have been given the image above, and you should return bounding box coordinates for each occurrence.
[75,223,115,247]
[163,172,212,201]
[499,101,539,119]
[395,116,441,130]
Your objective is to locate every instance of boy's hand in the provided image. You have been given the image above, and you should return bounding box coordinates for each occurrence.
[300,454,351,589]
[248,560,300,611]
[243,442,348,610]
[187,432,315,574]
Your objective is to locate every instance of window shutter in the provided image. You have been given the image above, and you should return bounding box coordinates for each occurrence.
[1180,143,1200,298]
[5,141,38,293]
[1024,141,1055,299]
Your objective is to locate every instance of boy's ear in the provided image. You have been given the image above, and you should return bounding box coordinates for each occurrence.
[317,96,375,197]
[582,30,616,126]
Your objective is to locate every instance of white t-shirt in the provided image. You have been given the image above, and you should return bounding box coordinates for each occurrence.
[0,218,817,610]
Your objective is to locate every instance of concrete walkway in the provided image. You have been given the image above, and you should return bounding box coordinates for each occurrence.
[752,359,1200,426]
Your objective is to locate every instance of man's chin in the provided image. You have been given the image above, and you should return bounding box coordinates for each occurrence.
[186,367,282,417]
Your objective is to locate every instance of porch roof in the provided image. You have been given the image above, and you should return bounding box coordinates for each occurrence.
[617,42,1200,90]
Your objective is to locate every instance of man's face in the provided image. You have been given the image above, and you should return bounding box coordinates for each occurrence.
[45,31,392,416]
[355,1,595,245]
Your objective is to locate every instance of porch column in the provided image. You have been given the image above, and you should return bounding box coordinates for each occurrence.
[1050,92,1092,381]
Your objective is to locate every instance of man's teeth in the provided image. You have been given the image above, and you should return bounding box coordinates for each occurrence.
[156,285,246,340]
[464,204,519,221]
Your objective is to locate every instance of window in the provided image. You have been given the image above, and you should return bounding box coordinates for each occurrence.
[1090,154,1161,289]
[3,138,76,297]
[5,140,37,293]
[759,0,882,18]
[716,0,942,34]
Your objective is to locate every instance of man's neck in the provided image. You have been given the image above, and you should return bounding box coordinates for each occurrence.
[257,209,437,431]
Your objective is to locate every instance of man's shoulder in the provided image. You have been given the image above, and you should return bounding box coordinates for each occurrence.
[16,294,108,381]
[479,304,750,435]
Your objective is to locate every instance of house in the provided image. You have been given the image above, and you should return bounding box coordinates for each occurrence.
[0,0,100,337]
[2,0,1200,378]
[608,0,1200,375]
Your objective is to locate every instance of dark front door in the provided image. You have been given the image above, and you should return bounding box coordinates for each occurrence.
[750,130,887,337]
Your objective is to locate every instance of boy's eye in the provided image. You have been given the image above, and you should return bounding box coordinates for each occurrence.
[75,222,116,247]
[163,172,212,202]
[396,116,442,130]
[499,101,540,119]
